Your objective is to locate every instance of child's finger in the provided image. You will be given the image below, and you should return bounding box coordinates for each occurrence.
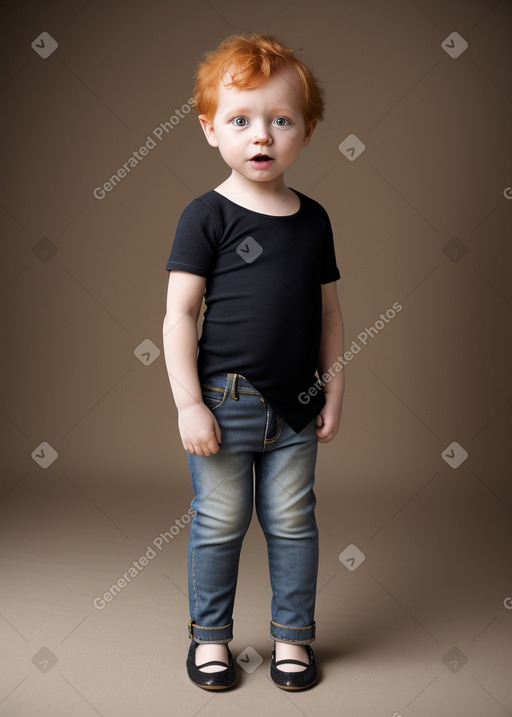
[206,437,221,455]
[315,424,328,439]
[316,418,333,439]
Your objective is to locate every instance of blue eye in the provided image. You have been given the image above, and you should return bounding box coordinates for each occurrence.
[274,117,290,127]
[233,117,247,127]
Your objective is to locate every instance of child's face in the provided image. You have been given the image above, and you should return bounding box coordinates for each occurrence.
[199,63,316,184]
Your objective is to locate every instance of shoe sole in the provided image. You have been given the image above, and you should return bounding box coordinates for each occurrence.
[271,675,317,691]
[189,677,236,691]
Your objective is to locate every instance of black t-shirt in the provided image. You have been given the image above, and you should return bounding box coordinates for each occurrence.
[166,189,340,432]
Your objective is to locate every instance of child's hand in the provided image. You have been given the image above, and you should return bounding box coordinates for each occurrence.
[315,393,342,443]
[178,403,222,456]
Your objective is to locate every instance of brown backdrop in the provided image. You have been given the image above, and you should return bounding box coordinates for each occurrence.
[1,1,511,715]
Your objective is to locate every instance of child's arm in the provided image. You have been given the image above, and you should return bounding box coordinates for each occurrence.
[316,281,344,443]
[163,270,222,456]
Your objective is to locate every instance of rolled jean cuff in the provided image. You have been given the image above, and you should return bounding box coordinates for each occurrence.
[188,619,233,643]
[270,620,316,645]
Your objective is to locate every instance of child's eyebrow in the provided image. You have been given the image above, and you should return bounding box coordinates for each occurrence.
[221,106,296,120]
[221,107,251,119]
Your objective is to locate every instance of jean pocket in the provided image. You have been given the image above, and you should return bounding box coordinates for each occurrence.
[201,383,228,411]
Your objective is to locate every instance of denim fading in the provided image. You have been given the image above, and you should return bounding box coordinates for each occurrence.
[186,372,319,645]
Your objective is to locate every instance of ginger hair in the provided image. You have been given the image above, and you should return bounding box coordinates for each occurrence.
[193,33,324,125]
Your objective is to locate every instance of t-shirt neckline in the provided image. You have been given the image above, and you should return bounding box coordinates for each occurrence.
[211,188,302,219]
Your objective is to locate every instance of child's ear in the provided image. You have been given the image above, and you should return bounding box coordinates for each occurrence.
[302,120,317,147]
[199,114,218,147]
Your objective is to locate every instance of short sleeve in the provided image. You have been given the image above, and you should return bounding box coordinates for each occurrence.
[319,207,340,284]
[165,198,219,276]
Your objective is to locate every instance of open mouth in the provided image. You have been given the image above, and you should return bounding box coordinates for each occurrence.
[250,154,274,169]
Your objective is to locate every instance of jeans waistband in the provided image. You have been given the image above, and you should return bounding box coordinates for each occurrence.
[202,372,260,400]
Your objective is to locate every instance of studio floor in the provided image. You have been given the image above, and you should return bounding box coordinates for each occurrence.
[1,463,511,717]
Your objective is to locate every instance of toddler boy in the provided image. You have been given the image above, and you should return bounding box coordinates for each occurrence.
[163,33,344,691]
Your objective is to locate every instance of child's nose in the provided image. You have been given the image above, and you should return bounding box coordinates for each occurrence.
[252,122,272,144]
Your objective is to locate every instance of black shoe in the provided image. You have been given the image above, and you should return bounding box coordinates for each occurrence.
[186,640,236,690]
[270,643,317,691]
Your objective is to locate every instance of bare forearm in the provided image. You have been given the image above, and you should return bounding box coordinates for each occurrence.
[163,271,221,455]
[163,311,202,411]
[318,308,345,401]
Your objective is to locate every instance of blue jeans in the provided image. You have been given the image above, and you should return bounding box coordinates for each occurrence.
[186,373,319,645]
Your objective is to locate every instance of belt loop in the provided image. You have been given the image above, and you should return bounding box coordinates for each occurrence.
[231,373,239,400]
